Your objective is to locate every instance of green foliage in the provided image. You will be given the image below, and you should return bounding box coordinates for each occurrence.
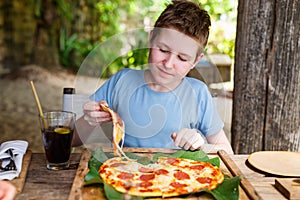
[34,0,71,20]
[84,167,103,185]
[105,48,149,77]
[59,27,97,72]
[55,0,72,20]
[152,149,221,167]
[207,175,240,200]
[199,0,237,58]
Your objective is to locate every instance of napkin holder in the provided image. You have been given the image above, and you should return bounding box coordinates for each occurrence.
[0,140,28,181]
[275,178,300,200]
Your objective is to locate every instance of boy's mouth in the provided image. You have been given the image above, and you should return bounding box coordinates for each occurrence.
[157,66,173,76]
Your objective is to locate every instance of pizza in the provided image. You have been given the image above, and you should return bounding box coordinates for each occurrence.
[98,103,224,197]
[99,156,224,197]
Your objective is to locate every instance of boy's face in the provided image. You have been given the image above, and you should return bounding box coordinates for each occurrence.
[148,28,203,91]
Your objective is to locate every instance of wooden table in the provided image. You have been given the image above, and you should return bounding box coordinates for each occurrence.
[230,155,288,200]
[15,153,81,200]
[13,150,288,200]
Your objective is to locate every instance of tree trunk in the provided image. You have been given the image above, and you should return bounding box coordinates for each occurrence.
[232,0,300,153]
[32,0,61,69]
[70,0,101,44]
[0,0,36,71]
[67,0,102,69]
[0,0,61,72]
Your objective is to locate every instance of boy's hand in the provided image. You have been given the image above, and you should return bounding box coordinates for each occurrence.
[83,100,112,126]
[171,128,205,150]
[0,180,16,200]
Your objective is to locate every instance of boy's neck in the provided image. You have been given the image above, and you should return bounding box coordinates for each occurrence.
[144,70,182,92]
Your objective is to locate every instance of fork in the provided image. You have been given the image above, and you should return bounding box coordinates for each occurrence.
[0,159,4,171]
[4,149,17,171]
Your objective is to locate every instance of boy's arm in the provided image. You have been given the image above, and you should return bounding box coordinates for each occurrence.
[206,129,234,154]
[72,100,112,147]
[72,116,95,147]
[172,128,234,154]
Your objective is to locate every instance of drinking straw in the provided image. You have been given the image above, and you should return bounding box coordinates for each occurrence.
[30,80,47,128]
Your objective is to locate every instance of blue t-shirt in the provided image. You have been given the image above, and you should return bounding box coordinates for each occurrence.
[90,68,223,148]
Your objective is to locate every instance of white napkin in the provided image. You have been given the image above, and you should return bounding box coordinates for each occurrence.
[0,140,28,180]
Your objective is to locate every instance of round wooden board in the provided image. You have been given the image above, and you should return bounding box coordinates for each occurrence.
[248,151,300,177]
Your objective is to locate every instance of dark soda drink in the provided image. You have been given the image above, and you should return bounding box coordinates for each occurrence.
[42,126,74,164]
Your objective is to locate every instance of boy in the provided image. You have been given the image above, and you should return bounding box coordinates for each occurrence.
[74,0,233,154]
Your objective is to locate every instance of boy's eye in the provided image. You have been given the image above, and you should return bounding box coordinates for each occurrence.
[158,47,189,62]
[159,48,169,53]
[178,56,188,62]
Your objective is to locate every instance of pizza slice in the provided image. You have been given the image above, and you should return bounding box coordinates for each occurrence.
[99,103,130,159]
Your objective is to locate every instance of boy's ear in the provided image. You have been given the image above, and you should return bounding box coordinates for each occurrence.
[191,53,204,69]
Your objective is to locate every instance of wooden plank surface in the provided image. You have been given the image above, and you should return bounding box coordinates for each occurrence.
[68,149,94,200]
[8,150,290,200]
[229,155,288,200]
[218,150,262,200]
[5,149,32,193]
[69,148,249,200]
[15,153,81,200]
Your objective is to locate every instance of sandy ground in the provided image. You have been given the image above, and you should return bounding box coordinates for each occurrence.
[0,65,232,153]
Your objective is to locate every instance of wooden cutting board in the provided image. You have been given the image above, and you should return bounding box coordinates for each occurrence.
[6,149,32,193]
[68,148,249,200]
[275,178,300,200]
[248,151,300,177]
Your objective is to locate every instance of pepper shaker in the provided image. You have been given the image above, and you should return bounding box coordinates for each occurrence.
[62,88,75,112]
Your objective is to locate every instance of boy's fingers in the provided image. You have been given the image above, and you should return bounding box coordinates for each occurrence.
[171,132,177,140]
[171,132,182,146]
[191,138,204,150]
[84,101,100,111]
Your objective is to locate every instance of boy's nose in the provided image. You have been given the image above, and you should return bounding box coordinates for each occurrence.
[163,53,176,69]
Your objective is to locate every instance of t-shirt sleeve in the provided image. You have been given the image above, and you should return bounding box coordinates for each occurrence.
[89,68,130,106]
[197,85,224,137]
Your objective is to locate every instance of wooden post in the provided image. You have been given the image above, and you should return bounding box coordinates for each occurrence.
[232,0,300,153]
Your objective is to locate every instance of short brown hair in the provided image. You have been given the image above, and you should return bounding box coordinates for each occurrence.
[153,0,211,50]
